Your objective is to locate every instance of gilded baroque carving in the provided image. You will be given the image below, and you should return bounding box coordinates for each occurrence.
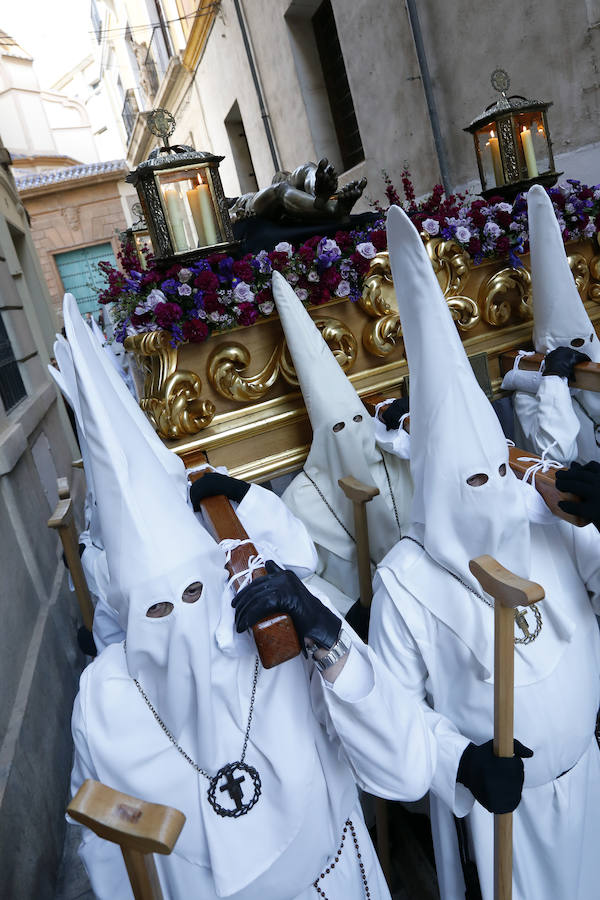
[590,252,600,304]
[124,331,215,438]
[424,236,480,331]
[479,267,532,327]
[207,318,357,401]
[568,253,590,296]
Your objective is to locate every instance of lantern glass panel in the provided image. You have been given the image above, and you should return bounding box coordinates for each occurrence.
[475,123,504,189]
[156,165,224,254]
[134,231,152,269]
[514,110,550,179]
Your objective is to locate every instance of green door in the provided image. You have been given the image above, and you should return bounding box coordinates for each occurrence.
[54,242,117,321]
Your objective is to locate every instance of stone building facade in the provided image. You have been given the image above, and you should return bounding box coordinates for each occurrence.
[0,133,86,898]
[93,0,599,210]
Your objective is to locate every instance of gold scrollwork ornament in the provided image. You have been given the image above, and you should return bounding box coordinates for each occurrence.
[568,253,590,297]
[590,251,600,304]
[479,266,532,327]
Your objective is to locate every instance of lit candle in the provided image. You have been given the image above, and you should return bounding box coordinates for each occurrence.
[196,181,218,246]
[186,186,207,246]
[164,189,188,252]
[521,125,539,177]
[487,130,504,186]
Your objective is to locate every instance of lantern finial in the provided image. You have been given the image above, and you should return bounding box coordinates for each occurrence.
[146,108,176,149]
[490,68,510,97]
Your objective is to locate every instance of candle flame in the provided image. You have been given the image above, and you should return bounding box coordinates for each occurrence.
[490,129,496,138]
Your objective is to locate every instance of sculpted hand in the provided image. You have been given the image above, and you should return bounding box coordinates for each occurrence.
[380,397,410,431]
[233,560,342,655]
[556,460,600,531]
[543,346,590,379]
[190,472,251,508]
[457,739,533,814]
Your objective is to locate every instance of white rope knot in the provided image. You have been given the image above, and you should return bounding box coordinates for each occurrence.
[186,461,217,477]
[513,349,542,372]
[517,441,561,485]
[219,538,267,592]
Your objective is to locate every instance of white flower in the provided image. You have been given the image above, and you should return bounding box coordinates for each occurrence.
[208,311,222,323]
[178,268,193,283]
[483,221,501,238]
[558,182,573,197]
[594,189,600,201]
[455,226,471,243]
[234,281,254,302]
[196,308,207,320]
[422,218,440,235]
[308,270,319,282]
[356,241,376,259]
[146,288,167,310]
[178,283,192,296]
[495,202,512,213]
[565,202,575,214]
[335,280,351,297]
[274,241,293,257]
[294,288,308,302]
[258,300,275,315]
[286,271,299,284]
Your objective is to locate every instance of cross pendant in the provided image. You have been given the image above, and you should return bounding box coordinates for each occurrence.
[220,769,246,810]
[514,608,532,639]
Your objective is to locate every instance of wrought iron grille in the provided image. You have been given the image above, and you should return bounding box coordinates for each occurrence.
[0,314,26,412]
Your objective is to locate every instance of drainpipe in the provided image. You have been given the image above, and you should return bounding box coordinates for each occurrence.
[232,0,281,174]
[404,0,452,196]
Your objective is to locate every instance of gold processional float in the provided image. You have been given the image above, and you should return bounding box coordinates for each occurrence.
[120,82,600,483]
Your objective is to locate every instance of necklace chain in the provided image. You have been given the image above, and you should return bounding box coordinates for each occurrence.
[400,536,542,645]
[304,449,403,555]
[313,819,370,899]
[126,645,260,777]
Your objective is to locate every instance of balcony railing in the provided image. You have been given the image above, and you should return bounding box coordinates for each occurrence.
[122,89,139,141]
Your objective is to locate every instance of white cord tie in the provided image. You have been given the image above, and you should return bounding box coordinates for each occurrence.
[517,441,561,485]
[186,461,217,477]
[513,349,542,372]
[219,538,266,592]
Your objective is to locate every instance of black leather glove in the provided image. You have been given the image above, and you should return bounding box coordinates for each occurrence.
[190,472,251,508]
[556,460,600,531]
[380,397,410,431]
[457,739,533,814]
[233,560,342,655]
[77,625,97,658]
[543,346,590,379]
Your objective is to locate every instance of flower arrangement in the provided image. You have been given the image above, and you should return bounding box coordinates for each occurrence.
[100,171,600,346]
[99,223,387,345]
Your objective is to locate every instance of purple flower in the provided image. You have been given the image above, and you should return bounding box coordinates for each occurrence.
[178,283,192,296]
[356,241,377,259]
[307,270,319,282]
[161,278,179,294]
[317,238,342,264]
[234,281,254,302]
[422,218,440,236]
[455,226,471,243]
[274,241,293,257]
[178,268,193,283]
[258,300,275,315]
[294,288,309,302]
[483,221,501,239]
[336,279,351,297]
[253,250,272,274]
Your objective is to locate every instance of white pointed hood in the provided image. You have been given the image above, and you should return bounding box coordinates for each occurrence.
[271,270,411,566]
[386,206,531,593]
[529,184,600,361]
[64,294,329,897]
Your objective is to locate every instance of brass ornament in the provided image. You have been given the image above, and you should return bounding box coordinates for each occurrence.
[425,235,480,331]
[567,252,590,296]
[479,266,532,327]
[590,249,600,304]
[124,331,215,438]
[362,314,404,358]
[359,252,397,317]
[208,318,357,401]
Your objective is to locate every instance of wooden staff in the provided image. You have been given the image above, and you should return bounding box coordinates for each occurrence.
[500,350,600,393]
[48,483,94,632]
[337,475,391,886]
[469,556,544,900]
[68,779,185,900]
[190,464,301,669]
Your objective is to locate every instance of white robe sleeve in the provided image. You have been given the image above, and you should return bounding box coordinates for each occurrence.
[368,579,474,817]
[235,483,318,578]
[564,520,600,613]
[513,377,580,464]
[71,673,133,900]
[373,414,411,459]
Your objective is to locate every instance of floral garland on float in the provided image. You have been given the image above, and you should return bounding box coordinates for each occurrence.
[99,170,600,347]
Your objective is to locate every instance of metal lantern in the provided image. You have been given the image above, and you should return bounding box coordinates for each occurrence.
[119,202,152,269]
[464,69,561,201]
[126,109,238,265]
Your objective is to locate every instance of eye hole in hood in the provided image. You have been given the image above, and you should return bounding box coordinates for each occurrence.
[146,601,174,618]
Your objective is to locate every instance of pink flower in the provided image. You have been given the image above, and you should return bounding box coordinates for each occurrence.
[154,302,183,328]
[182,319,209,342]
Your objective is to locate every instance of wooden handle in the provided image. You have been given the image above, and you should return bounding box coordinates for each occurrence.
[48,497,95,631]
[508,445,588,527]
[68,780,185,900]
[500,350,600,393]
[338,477,380,610]
[469,556,544,900]
[190,468,301,668]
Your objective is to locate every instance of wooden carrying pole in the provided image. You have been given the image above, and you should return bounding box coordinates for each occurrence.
[48,487,94,632]
[68,779,185,900]
[337,475,391,885]
[469,556,544,900]
[500,350,600,393]
[190,464,301,668]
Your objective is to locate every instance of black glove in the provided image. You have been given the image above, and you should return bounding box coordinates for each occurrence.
[556,460,600,531]
[345,599,370,643]
[190,472,251,508]
[233,560,342,655]
[543,346,590,379]
[457,739,533,814]
[77,625,97,658]
[380,397,410,431]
